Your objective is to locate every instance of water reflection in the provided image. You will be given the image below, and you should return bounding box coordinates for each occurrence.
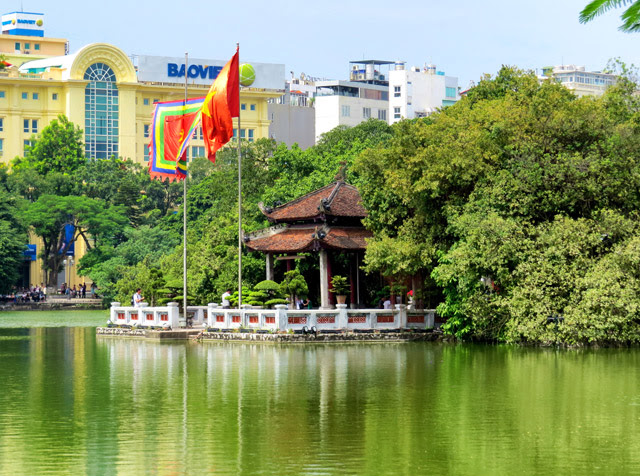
[0,328,639,475]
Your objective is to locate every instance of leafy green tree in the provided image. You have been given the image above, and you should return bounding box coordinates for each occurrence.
[0,190,27,292]
[22,115,85,174]
[21,195,128,286]
[580,0,640,32]
[356,66,640,344]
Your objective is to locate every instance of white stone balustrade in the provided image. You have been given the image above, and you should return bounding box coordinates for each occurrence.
[110,302,435,332]
[109,302,179,329]
[186,306,208,326]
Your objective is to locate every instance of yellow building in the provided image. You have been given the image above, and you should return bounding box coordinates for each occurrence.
[1,42,284,164]
[1,33,284,288]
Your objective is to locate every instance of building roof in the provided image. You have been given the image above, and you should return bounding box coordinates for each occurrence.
[244,224,372,253]
[260,181,367,223]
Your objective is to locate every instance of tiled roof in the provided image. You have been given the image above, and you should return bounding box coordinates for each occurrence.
[245,225,372,253]
[262,181,367,222]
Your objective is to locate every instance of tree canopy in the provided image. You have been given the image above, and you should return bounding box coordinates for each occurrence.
[356,66,640,345]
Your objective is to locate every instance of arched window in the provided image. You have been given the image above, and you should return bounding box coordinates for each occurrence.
[84,63,118,159]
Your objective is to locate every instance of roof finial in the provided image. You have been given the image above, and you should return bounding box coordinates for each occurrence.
[334,161,347,182]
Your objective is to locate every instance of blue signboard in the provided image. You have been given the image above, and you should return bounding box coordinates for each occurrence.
[24,244,37,261]
[57,224,75,256]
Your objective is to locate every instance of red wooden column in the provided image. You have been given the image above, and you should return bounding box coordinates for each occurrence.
[349,254,357,308]
[327,251,334,306]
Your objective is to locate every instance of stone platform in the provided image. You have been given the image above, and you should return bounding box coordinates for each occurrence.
[96,326,440,343]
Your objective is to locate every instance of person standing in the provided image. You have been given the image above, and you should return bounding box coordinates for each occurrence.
[221,289,231,309]
[133,288,144,307]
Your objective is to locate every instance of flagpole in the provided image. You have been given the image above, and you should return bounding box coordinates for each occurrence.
[237,43,242,310]
[183,52,188,320]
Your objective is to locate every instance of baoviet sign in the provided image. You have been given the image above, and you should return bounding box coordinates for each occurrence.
[136,55,285,90]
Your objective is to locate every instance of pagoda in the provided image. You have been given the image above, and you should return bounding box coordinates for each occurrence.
[244,180,372,309]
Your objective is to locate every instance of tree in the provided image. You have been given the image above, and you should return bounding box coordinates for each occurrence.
[356,67,640,344]
[0,190,27,292]
[580,0,640,32]
[21,195,128,286]
[22,115,85,175]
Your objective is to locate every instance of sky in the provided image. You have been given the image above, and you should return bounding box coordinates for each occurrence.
[8,0,640,88]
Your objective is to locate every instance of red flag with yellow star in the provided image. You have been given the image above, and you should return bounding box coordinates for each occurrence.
[201,49,239,162]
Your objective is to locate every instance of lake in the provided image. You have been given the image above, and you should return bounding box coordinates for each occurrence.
[0,311,639,475]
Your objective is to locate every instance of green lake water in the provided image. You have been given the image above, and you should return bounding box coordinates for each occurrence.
[0,312,639,475]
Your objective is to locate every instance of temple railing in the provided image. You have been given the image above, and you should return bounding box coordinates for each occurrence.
[109,302,180,329]
[107,303,435,331]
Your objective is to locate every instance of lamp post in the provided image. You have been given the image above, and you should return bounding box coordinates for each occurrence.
[63,257,74,295]
[68,257,74,290]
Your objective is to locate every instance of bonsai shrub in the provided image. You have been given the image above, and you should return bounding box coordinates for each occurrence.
[279,269,309,306]
[250,280,287,308]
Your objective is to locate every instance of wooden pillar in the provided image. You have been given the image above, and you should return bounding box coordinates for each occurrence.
[319,249,330,309]
[266,253,274,281]
[349,255,357,308]
[327,251,334,306]
[286,256,293,272]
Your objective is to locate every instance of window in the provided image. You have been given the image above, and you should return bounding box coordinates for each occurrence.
[84,62,119,159]
[0,91,5,99]
[14,42,20,50]
[0,138,3,157]
[24,140,33,156]
[35,44,40,51]
[22,92,28,100]
[24,43,30,50]
[144,144,149,162]
[22,119,38,133]
[143,98,150,106]
[32,93,39,100]
[362,107,371,119]
[191,146,205,158]
[153,98,159,104]
[143,124,150,138]
[445,87,456,98]
[0,118,3,132]
[394,107,401,119]
[232,128,253,142]
[52,93,58,100]
[250,104,256,111]
[378,109,387,121]
[341,105,350,117]
[394,86,401,97]
[241,103,246,110]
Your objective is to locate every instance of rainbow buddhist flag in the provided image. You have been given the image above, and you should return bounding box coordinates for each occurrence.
[148,97,205,181]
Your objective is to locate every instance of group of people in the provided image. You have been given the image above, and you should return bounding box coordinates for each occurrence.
[60,282,89,298]
[6,284,47,303]
[294,297,312,309]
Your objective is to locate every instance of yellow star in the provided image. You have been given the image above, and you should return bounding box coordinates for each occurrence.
[202,89,218,118]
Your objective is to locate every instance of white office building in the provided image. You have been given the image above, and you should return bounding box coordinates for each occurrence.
[314,80,388,141]
[388,62,459,123]
[542,65,617,97]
